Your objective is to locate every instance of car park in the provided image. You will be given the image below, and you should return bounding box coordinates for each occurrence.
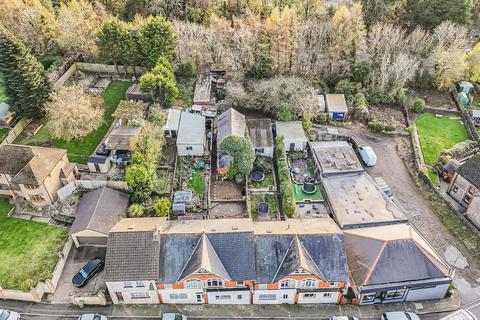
[78,314,107,320]
[358,144,377,166]
[72,258,104,288]
[0,310,20,320]
[381,312,420,320]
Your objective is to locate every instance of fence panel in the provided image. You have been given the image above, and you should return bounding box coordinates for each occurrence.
[0,118,32,146]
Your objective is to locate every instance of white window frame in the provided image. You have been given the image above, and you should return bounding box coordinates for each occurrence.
[259,294,276,300]
[206,278,224,288]
[280,279,296,288]
[185,279,203,289]
[301,278,317,288]
[169,293,188,300]
[131,292,150,299]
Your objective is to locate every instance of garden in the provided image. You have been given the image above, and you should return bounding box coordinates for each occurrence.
[249,156,275,190]
[416,113,469,164]
[250,193,278,221]
[287,151,324,203]
[0,199,68,291]
[175,157,205,210]
[15,81,131,163]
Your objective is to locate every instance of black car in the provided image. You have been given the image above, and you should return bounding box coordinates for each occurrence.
[72,259,104,288]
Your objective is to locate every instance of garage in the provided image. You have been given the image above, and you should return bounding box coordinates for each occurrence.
[70,187,129,248]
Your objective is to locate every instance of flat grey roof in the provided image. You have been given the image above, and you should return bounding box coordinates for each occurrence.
[322,172,407,229]
[275,121,307,143]
[193,75,211,104]
[326,94,348,113]
[310,141,363,175]
[165,109,181,131]
[177,112,205,145]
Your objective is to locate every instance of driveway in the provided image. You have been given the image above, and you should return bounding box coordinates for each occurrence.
[49,246,106,304]
[323,126,480,305]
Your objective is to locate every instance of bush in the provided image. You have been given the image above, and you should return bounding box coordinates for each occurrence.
[384,124,396,132]
[274,136,296,218]
[367,120,385,132]
[335,79,361,102]
[275,104,296,121]
[128,203,145,217]
[351,62,371,84]
[413,98,426,113]
[302,116,312,131]
[314,113,327,124]
[434,140,479,169]
[147,105,167,125]
[220,135,255,176]
[177,60,196,78]
[153,198,171,217]
[353,92,369,120]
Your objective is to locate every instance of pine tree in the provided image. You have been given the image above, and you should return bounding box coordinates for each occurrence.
[96,19,135,72]
[0,26,50,118]
[138,16,178,69]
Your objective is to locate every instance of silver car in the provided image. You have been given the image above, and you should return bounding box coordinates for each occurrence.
[381,312,420,320]
[0,309,20,320]
[78,314,107,320]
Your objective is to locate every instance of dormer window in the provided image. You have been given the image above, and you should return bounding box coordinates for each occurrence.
[280,279,296,288]
[185,279,203,288]
[206,278,224,288]
[301,278,317,288]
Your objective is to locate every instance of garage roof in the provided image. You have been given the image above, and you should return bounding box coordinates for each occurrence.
[70,187,129,236]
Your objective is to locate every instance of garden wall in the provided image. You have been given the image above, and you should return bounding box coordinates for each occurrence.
[0,118,32,146]
[57,180,129,201]
[71,291,108,306]
[0,238,73,302]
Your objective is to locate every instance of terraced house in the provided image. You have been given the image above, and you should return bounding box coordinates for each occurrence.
[104,218,350,305]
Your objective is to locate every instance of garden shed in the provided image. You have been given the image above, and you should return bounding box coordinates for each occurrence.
[87,155,111,173]
[177,112,206,156]
[275,121,308,152]
[325,94,348,121]
[471,110,480,126]
[246,118,274,158]
[0,102,14,127]
[105,126,142,152]
[70,187,129,247]
[457,80,475,94]
[164,109,181,138]
[126,83,150,102]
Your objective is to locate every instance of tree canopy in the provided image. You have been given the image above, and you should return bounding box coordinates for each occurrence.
[219,135,255,176]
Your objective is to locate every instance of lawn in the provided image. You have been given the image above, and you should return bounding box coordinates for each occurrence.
[416,113,469,164]
[188,169,205,198]
[249,172,274,189]
[0,73,6,102]
[250,193,278,220]
[427,168,439,185]
[0,199,68,291]
[15,81,131,163]
[0,128,8,141]
[293,183,325,202]
[156,169,169,194]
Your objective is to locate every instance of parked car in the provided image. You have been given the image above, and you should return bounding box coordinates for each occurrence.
[0,309,20,320]
[440,309,477,320]
[358,144,377,166]
[381,312,420,320]
[374,177,393,199]
[78,314,107,320]
[162,313,187,320]
[72,258,104,288]
[330,316,359,320]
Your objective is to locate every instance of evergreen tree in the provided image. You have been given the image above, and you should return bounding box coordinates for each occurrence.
[138,16,178,69]
[139,56,179,107]
[405,0,473,30]
[0,26,50,118]
[96,19,135,71]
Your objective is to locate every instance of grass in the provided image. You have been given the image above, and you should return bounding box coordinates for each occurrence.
[156,169,169,194]
[15,81,131,163]
[0,199,68,291]
[427,168,439,185]
[249,172,274,189]
[293,184,325,202]
[0,128,8,141]
[250,193,278,220]
[416,113,469,164]
[0,73,6,102]
[188,169,205,198]
[176,76,195,109]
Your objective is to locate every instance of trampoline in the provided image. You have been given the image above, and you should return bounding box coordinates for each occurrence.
[258,201,270,215]
[302,177,317,194]
[251,170,265,182]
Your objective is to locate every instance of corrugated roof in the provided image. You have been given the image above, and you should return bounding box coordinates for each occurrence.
[0,144,67,185]
[217,108,246,147]
[104,230,160,282]
[275,121,307,143]
[177,112,205,145]
[456,155,480,189]
[246,119,274,149]
[70,187,129,235]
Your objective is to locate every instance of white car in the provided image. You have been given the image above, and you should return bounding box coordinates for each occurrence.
[358,144,377,166]
[0,309,20,320]
[330,317,359,320]
[381,311,420,320]
[78,314,107,320]
[162,313,187,320]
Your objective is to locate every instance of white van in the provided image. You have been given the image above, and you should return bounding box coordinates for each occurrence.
[440,309,477,320]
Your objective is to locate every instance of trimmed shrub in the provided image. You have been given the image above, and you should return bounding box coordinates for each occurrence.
[314,113,327,124]
[367,120,385,132]
[128,203,145,217]
[353,92,369,120]
[274,136,296,218]
[413,98,426,113]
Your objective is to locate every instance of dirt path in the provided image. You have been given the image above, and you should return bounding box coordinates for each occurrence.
[327,126,480,305]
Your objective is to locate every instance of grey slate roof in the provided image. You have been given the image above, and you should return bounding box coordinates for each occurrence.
[217,108,246,147]
[457,156,480,189]
[158,234,201,283]
[70,187,129,235]
[344,234,450,287]
[105,230,160,281]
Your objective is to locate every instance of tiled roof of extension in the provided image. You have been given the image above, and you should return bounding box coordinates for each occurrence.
[457,155,480,189]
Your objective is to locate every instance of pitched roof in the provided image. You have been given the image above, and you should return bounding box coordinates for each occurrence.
[105,127,141,150]
[456,155,480,189]
[275,121,307,143]
[104,230,160,282]
[217,108,246,146]
[70,187,129,235]
[246,119,274,149]
[344,224,451,287]
[177,111,205,145]
[178,233,230,281]
[255,235,293,283]
[0,144,67,185]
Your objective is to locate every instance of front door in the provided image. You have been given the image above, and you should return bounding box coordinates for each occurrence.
[116,292,124,303]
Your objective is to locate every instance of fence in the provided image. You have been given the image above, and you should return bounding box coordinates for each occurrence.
[57,179,130,201]
[53,62,147,91]
[0,118,32,146]
[0,238,73,302]
[451,88,480,143]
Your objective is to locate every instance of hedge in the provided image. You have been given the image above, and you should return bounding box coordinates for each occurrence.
[274,136,296,217]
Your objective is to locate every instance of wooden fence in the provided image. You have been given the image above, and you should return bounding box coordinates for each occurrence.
[0,118,32,146]
[57,179,129,201]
